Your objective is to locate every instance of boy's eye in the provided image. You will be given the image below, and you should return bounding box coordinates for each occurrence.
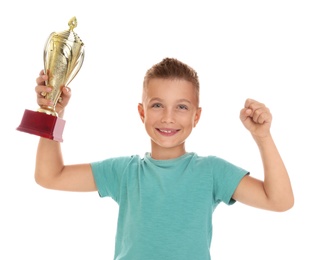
[152,103,162,108]
[178,104,188,110]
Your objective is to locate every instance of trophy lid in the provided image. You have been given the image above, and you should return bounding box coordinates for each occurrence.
[54,16,84,45]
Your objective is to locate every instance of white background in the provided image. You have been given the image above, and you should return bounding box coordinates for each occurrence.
[1,0,324,259]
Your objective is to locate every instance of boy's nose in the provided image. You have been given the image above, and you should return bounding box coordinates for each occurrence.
[161,109,175,124]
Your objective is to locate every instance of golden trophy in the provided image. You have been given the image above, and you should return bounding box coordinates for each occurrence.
[17,17,85,142]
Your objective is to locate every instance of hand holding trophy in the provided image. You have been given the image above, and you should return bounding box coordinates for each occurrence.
[17,17,85,142]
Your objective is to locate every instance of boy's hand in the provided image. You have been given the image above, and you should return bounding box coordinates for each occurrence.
[35,70,71,117]
[240,98,272,139]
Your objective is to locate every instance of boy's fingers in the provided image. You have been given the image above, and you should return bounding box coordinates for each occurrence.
[239,108,251,122]
[62,86,71,95]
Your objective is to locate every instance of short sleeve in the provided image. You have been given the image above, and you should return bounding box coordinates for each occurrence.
[90,156,134,202]
[210,156,249,205]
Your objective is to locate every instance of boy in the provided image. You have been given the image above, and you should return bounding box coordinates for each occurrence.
[34,57,294,259]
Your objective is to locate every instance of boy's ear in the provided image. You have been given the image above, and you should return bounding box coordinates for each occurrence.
[194,107,202,127]
[138,103,145,123]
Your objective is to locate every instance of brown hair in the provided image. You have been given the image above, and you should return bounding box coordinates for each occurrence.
[143,58,200,104]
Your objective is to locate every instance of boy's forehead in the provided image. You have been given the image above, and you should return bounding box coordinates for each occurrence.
[145,78,194,89]
[143,78,199,103]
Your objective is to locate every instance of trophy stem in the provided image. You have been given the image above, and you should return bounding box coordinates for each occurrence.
[38,106,57,116]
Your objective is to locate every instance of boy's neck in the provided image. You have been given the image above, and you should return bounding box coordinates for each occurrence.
[150,143,186,160]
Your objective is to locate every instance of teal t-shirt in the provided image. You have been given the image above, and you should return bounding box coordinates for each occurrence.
[91,152,248,260]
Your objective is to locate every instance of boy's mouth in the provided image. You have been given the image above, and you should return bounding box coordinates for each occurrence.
[156,128,179,136]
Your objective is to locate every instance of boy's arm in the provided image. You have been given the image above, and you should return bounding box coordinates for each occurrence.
[34,71,96,192]
[232,99,294,212]
[35,137,96,191]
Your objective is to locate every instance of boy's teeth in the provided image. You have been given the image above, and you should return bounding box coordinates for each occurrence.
[161,130,171,133]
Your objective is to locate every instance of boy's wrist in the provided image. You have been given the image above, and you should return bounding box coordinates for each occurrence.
[252,133,274,147]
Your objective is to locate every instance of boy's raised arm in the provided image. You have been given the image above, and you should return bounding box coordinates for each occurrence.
[232,99,294,212]
[34,71,96,192]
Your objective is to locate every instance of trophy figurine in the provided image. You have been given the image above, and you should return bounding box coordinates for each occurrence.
[17,17,85,142]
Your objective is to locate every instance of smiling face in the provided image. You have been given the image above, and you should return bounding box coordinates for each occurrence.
[138,78,202,160]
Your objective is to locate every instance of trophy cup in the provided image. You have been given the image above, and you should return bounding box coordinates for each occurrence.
[17,17,85,142]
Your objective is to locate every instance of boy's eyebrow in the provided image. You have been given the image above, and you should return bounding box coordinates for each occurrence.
[149,97,192,104]
[177,98,192,104]
[148,97,163,102]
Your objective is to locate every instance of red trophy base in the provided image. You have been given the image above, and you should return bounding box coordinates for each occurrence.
[17,109,66,142]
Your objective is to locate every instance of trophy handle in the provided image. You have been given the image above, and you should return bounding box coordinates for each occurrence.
[43,32,55,86]
[65,50,85,86]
